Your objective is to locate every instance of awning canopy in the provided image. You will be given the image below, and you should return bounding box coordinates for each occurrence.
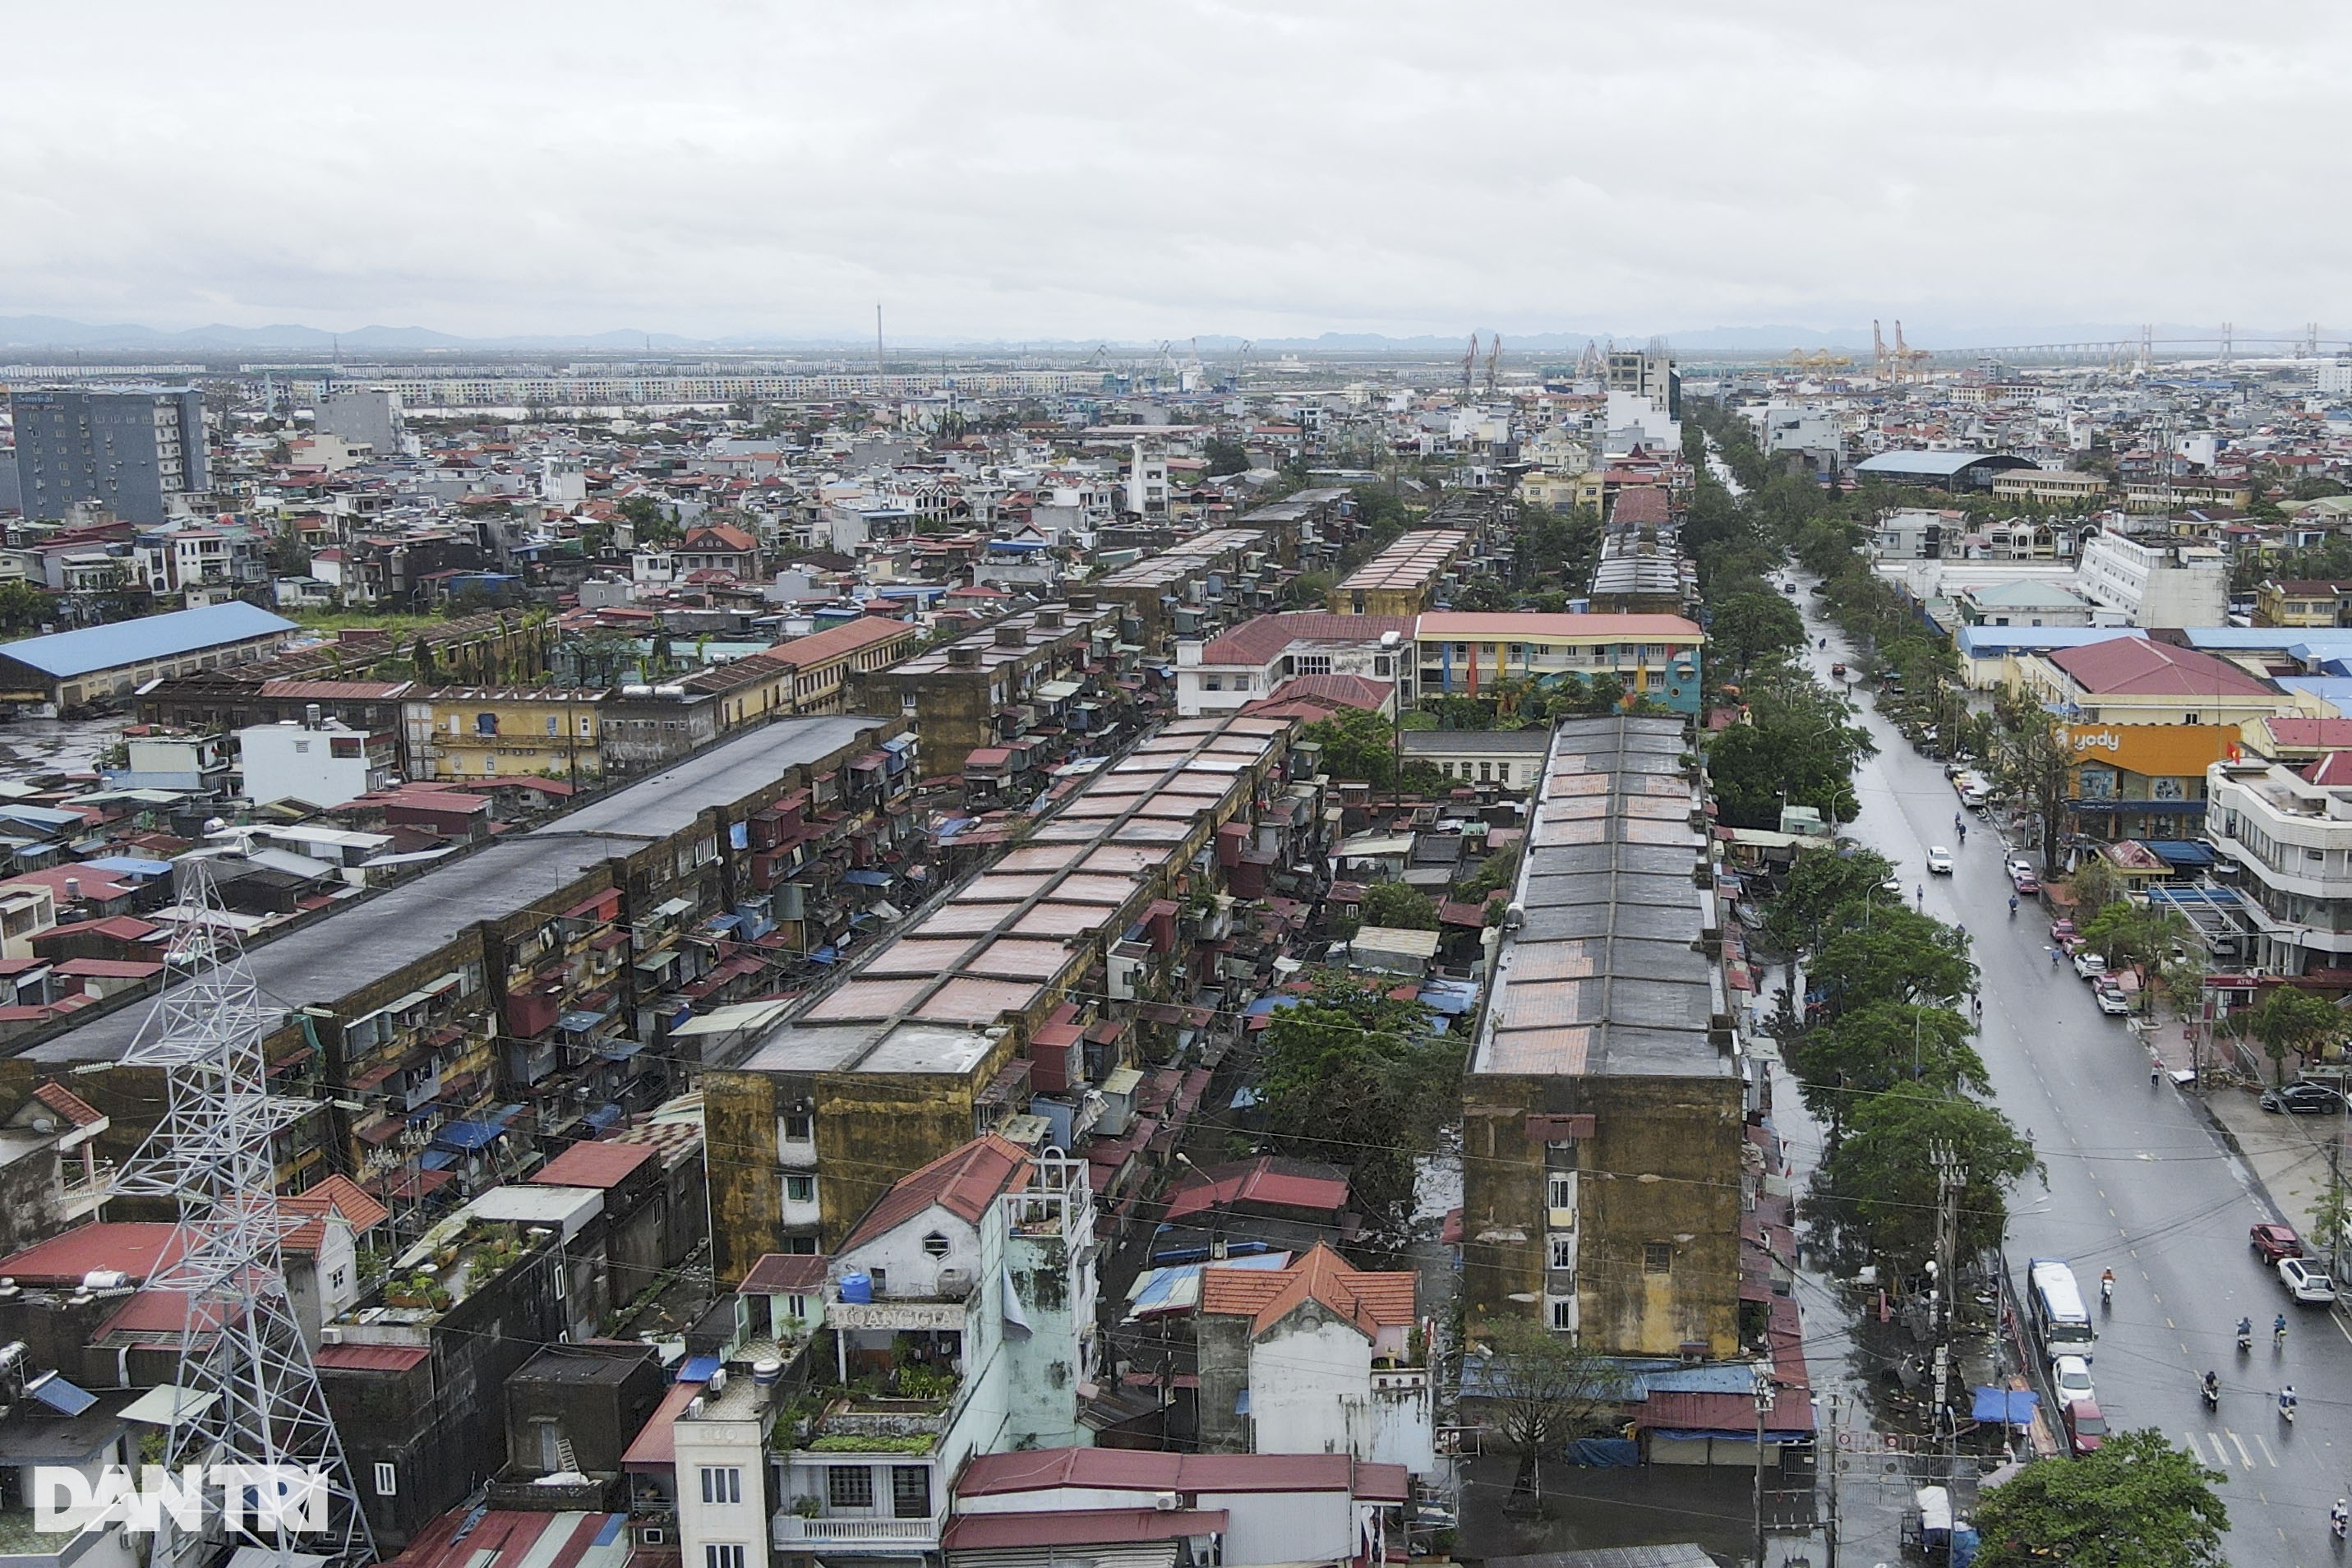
[119,1384,219,1426]
[433,1119,505,1153]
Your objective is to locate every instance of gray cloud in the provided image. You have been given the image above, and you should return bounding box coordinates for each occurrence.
[2,1,2345,340]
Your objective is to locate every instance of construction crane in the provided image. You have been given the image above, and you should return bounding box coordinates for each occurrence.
[1778,348,1855,371]
[1893,321,1933,380]
[1462,333,1478,396]
[1872,320,1891,383]
[1576,339,1603,379]
[1484,334,1502,394]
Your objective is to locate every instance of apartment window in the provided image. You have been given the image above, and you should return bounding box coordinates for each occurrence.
[922,1231,951,1258]
[783,1111,814,1142]
[546,716,560,736]
[1547,1171,1576,1214]
[785,1174,815,1203]
[2184,712,2201,726]
[1644,1242,1674,1275]
[1549,1298,1576,1332]
[891,1465,932,1520]
[482,755,496,776]
[705,1547,745,1568]
[828,1466,874,1510]
[330,1267,348,1293]
[373,1464,397,1497]
[1549,1234,1575,1271]
[700,1467,742,1505]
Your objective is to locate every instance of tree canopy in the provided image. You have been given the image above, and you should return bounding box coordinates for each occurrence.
[1298,707,1397,789]
[1709,588,1807,676]
[1824,1088,2039,1266]
[1360,882,1439,931]
[1810,906,1976,1013]
[1973,1429,2227,1568]
[1789,1002,1988,1146]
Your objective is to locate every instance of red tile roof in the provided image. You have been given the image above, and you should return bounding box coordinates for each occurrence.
[311,1342,431,1372]
[943,1510,1230,1551]
[2048,638,2276,698]
[281,1174,390,1252]
[1198,613,1415,667]
[0,1222,182,1285]
[533,1139,657,1191]
[1197,1243,1415,1337]
[740,1252,828,1295]
[1164,1157,1349,1222]
[2265,718,2352,749]
[383,1508,627,1568]
[842,1133,1031,1254]
[95,1288,237,1340]
[30,1081,104,1128]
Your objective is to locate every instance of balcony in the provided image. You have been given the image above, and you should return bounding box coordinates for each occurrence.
[772,1512,944,1549]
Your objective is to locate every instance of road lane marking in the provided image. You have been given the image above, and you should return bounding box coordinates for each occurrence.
[2181,1432,2203,1464]
[2256,1432,2277,1466]
[2167,1317,2176,1329]
[2230,1430,2254,1469]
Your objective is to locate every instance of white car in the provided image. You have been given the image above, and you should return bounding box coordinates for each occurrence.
[2073,952,2108,980]
[2281,1257,2338,1304]
[1925,846,1955,875]
[2051,1354,2096,1408]
[2096,988,2132,1017]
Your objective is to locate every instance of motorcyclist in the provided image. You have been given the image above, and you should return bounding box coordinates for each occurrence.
[2281,1384,2298,1418]
[2277,1312,2290,1344]
[2202,1370,2221,1404]
[2238,1316,2254,1349]
[2009,892,2019,917]
[2330,1498,2346,1538]
[2099,1267,2114,1304]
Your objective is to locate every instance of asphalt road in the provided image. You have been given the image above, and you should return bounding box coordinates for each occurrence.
[1799,593,2352,1566]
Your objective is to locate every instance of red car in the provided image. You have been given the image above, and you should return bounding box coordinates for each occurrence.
[2064,1398,2108,1456]
[2252,1223,2305,1265]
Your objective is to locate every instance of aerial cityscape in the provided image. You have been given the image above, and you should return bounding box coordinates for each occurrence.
[7,7,2352,1568]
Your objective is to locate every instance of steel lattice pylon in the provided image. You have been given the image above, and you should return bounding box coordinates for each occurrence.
[116,870,375,1568]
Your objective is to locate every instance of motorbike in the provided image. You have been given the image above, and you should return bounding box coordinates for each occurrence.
[2202,1377,2221,1410]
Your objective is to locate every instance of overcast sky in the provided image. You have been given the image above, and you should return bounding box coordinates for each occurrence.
[4,1,2347,343]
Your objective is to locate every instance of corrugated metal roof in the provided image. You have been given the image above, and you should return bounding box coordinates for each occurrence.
[0,602,294,679]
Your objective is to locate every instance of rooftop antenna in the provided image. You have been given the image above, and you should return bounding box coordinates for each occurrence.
[113,866,374,1568]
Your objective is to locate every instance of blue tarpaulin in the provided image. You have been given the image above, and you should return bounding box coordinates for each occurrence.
[676,1355,721,1384]
[585,1104,625,1131]
[434,1119,505,1152]
[843,869,892,887]
[418,1149,456,1170]
[1568,1438,1640,1468]
[558,1009,611,1034]
[1971,1386,2039,1425]
[809,947,837,964]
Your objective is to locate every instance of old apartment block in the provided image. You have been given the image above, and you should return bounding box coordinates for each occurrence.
[1460,715,1747,1357]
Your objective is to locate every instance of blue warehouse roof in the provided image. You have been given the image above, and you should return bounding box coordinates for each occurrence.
[0,602,296,679]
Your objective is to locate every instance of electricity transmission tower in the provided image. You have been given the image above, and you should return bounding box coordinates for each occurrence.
[115,870,374,1568]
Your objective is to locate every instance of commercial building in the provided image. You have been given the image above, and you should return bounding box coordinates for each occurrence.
[1607,349,1681,419]
[1398,728,1552,791]
[2050,721,2236,844]
[702,711,1298,1278]
[315,387,406,454]
[2124,477,2255,513]
[2206,756,2352,974]
[1953,580,2096,629]
[2076,530,2228,628]
[1852,450,2036,491]
[2016,638,2296,730]
[1327,530,1471,616]
[2254,579,2352,629]
[1414,611,1704,715]
[0,601,297,713]
[1175,612,1413,718]
[403,688,608,784]
[1989,468,2112,506]
[851,599,1124,777]
[1460,716,1746,1354]
[9,385,210,523]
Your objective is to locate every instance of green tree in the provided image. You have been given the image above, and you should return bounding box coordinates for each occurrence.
[1973,1429,2226,1568]
[618,493,680,546]
[2248,986,2345,1084]
[1467,1316,1632,1500]
[0,581,53,636]
[1580,671,1626,713]
[1455,844,1520,903]
[1825,1089,2038,1266]
[1764,847,1898,954]
[1708,589,1807,678]
[1789,1002,1989,1147]
[1257,976,1455,1241]
[2068,854,2126,918]
[1704,674,1871,829]
[1992,713,2073,871]
[1203,436,1251,476]
[1361,882,1439,931]
[1810,908,1976,1013]
[1298,707,1398,789]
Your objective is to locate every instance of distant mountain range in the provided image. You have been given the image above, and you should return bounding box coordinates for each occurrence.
[0,313,2312,359]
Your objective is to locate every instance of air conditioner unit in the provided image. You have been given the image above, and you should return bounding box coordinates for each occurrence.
[639,1528,667,1547]
[708,1368,727,1395]
[1153,1492,1180,1512]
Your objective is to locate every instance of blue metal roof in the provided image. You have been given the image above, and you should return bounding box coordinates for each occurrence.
[433,1119,505,1152]
[0,602,295,679]
[1957,627,2144,660]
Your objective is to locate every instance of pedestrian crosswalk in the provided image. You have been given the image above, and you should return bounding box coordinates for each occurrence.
[2183,1429,2279,1469]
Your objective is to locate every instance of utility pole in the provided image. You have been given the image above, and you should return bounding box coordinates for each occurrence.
[1752,1356,1775,1568]
[1824,1391,1841,1568]
[1928,1142,1964,1428]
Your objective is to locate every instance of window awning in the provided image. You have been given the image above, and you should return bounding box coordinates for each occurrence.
[842,869,892,887]
[558,1009,611,1034]
[433,1119,505,1152]
[1035,680,1083,703]
[119,1384,219,1426]
[599,1040,648,1063]
[650,897,694,920]
[585,1104,625,1131]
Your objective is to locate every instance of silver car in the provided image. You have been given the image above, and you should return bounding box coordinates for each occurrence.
[2281,1257,2337,1304]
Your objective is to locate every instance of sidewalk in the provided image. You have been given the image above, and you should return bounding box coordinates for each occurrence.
[2144,1014,2346,1237]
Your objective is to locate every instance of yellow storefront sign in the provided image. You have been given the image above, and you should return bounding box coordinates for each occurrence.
[2054,723,2236,777]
